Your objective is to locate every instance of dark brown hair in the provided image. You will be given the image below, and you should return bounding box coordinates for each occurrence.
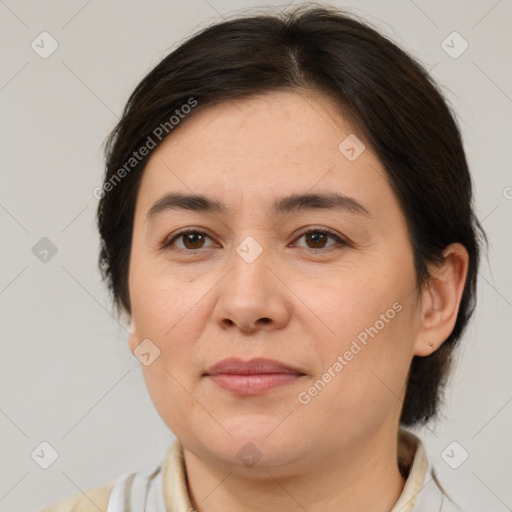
[97,5,485,426]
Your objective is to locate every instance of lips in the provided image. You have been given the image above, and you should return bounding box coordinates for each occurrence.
[204,357,306,396]
[204,357,305,376]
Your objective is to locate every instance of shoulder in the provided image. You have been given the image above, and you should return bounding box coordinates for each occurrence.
[39,482,114,512]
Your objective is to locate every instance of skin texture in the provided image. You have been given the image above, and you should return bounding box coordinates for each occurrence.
[128,90,469,512]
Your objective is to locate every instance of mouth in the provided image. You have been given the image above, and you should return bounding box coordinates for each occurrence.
[203,357,306,396]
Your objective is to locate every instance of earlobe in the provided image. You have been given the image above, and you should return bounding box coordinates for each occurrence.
[128,318,138,353]
[414,243,469,357]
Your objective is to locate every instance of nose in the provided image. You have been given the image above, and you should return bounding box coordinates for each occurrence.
[212,247,292,333]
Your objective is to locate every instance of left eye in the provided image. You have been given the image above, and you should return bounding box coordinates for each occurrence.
[294,229,344,250]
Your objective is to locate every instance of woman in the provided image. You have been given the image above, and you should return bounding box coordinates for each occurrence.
[41,5,484,511]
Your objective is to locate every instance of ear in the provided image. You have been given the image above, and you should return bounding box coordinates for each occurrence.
[128,317,139,353]
[414,243,469,357]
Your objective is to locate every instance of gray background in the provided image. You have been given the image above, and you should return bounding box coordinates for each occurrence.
[0,0,510,510]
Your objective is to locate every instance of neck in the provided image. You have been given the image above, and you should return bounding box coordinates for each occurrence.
[182,426,406,512]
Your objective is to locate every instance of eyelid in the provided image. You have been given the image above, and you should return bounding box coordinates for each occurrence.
[293,226,344,240]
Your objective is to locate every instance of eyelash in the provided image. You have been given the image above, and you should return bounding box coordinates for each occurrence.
[160,227,348,252]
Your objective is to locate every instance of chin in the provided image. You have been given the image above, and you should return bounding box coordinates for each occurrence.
[196,416,309,470]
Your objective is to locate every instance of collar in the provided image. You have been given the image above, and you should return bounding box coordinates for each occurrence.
[161,429,448,511]
[391,429,429,511]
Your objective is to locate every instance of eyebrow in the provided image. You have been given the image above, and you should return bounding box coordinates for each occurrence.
[145,191,369,224]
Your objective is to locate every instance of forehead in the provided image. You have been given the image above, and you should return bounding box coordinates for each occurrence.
[149,90,354,163]
[137,90,391,213]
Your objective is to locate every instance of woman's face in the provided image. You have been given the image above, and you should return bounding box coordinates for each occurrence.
[128,90,423,474]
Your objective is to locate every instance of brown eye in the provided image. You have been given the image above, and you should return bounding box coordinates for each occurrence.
[305,231,328,248]
[181,232,206,249]
[164,230,215,251]
[295,229,344,250]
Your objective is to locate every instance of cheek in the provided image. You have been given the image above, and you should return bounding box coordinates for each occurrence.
[296,313,413,442]
[130,271,204,430]
[140,362,200,439]
[130,265,195,341]
[298,266,410,349]
[129,267,212,393]
[297,263,416,407]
